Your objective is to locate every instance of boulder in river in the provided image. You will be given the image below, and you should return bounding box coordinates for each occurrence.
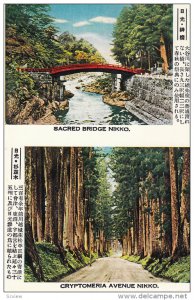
[103,94,126,108]
[83,85,107,94]
[63,90,74,99]
[50,100,69,112]
[102,91,131,108]
[59,100,69,111]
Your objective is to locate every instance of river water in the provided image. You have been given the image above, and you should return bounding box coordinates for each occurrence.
[55,75,144,125]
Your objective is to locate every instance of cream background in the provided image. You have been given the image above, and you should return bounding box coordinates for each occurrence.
[2,1,191,297]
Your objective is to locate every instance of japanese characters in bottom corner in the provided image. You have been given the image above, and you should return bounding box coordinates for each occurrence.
[3,1,191,296]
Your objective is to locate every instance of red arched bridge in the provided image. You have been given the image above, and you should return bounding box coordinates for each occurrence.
[18,63,145,77]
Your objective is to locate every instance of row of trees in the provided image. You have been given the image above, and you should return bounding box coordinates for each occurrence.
[26,147,190,260]
[112,4,173,73]
[25,147,190,280]
[110,148,190,259]
[25,147,112,259]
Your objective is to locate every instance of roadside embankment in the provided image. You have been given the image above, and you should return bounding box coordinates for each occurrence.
[122,255,190,283]
[25,242,98,282]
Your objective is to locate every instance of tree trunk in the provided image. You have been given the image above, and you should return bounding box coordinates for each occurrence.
[150,199,154,256]
[36,148,45,242]
[144,190,150,256]
[161,148,172,256]
[58,148,65,246]
[128,228,133,256]
[148,50,151,71]
[31,148,38,241]
[180,148,190,254]
[169,148,180,257]
[76,147,84,250]
[63,148,70,247]
[122,235,127,256]
[134,197,139,255]
[44,148,59,244]
[66,147,76,249]
[142,195,146,257]
[99,230,104,256]
[160,33,169,73]
[25,218,44,281]
[138,195,144,257]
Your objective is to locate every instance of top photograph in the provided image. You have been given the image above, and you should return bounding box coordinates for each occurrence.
[5,4,173,125]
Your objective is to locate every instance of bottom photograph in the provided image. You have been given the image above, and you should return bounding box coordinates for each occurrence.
[25,147,190,284]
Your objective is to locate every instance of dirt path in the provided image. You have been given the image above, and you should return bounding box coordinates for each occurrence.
[60,257,168,282]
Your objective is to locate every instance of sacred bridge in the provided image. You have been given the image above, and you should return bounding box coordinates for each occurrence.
[18,63,145,77]
[18,64,145,101]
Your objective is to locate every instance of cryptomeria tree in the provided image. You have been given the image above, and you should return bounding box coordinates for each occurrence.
[112,4,173,72]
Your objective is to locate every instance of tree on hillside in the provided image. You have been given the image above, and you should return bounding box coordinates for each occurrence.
[112,4,173,72]
[5,5,106,124]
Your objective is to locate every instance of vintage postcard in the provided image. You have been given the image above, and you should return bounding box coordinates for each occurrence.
[5,3,175,126]
[3,1,191,297]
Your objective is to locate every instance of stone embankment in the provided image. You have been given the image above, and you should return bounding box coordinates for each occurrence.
[123,75,173,125]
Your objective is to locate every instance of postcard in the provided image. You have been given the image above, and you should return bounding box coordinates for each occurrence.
[3,1,191,297]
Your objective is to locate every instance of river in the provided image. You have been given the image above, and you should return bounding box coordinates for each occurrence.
[55,74,145,125]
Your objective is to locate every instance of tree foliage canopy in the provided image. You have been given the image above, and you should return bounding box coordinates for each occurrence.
[112,4,173,70]
[5,4,105,98]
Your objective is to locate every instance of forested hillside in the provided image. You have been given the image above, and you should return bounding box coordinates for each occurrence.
[5,5,105,123]
[112,5,173,72]
[25,147,190,282]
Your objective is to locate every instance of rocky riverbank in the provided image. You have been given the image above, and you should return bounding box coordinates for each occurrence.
[6,89,73,125]
[103,91,130,108]
[82,82,109,95]
[82,77,130,108]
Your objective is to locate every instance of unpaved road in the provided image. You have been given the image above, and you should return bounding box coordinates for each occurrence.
[60,257,168,282]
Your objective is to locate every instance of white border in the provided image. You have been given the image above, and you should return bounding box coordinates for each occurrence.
[1,1,193,300]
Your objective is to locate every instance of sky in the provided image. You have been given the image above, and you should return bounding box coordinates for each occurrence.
[49,4,130,63]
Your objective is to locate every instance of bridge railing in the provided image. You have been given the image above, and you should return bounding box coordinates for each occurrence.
[50,63,138,69]
[17,67,51,73]
[17,64,145,75]
[49,63,145,73]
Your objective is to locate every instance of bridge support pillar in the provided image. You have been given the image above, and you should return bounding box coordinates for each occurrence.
[111,74,116,91]
[116,74,122,91]
[47,83,52,101]
[52,82,57,101]
[111,74,122,91]
[59,83,65,101]
[50,77,67,102]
